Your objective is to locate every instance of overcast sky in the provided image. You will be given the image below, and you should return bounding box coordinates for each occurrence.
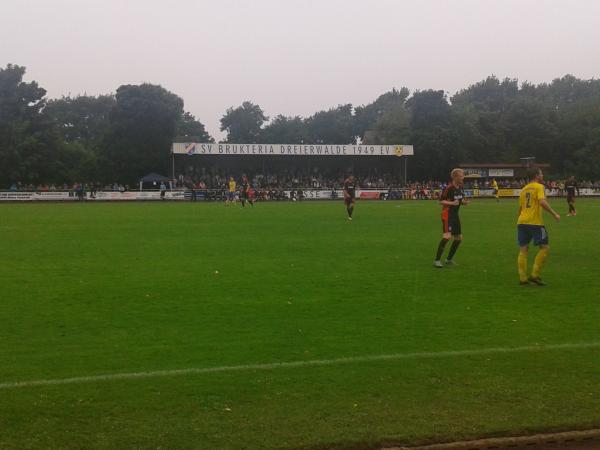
[2,0,599,139]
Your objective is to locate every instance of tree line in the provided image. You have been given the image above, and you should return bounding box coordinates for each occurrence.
[2,63,600,187]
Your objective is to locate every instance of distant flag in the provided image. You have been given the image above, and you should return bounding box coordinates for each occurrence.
[185,143,196,155]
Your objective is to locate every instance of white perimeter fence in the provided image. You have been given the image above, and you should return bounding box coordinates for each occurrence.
[1,188,600,202]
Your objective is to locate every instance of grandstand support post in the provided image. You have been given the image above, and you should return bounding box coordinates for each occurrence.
[520,156,535,169]
[404,157,408,184]
[171,151,175,182]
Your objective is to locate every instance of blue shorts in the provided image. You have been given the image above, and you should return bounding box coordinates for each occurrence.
[228,191,235,200]
[517,224,548,247]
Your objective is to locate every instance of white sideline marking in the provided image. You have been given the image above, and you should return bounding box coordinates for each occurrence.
[1,342,599,390]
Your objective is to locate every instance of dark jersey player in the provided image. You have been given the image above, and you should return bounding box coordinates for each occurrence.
[240,175,254,208]
[434,168,469,268]
[343,176,356,221]
[565,176,579,216]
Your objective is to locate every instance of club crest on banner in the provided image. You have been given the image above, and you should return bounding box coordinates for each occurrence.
[185,143,196,155]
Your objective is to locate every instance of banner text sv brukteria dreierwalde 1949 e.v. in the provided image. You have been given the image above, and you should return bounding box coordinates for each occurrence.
[172,143,414,157]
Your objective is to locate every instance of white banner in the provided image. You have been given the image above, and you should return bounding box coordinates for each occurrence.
[0,192,38,201]
[284,189,385,199]
[2,188,600,201]
[0,191,186,201]
[480,188,600,197]
[94,191,185,201]
[0,191,74,201]
[488,168,514,177]
[172,142,413,157]
[286,189,339,199]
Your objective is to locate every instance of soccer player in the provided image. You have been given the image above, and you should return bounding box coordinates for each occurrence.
[491,178,499,202]
[343,175,356,220]
[434,168,469,268]
[247,184,256,206]
[226,176,236,205]
[239,175,252,207]
[565,176,579,216]
[517,168,560,286]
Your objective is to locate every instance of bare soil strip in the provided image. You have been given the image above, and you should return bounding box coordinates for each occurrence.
[383,428,600,450]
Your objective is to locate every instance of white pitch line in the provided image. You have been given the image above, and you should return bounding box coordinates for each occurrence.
[1,342,599,390]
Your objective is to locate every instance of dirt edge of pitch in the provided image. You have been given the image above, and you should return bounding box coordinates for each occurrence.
[382,428,600,450]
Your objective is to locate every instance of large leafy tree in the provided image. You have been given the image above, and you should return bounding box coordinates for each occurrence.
[220,101,267,143]
[565,128,600,179]
[362,105,411,146]
[5,65,600,185]
[304,104,357,144]
[259,115,306,143]
[451,75,600,177]
[99,83,184,183]
[408,90,460,180]
[44,95,117,182]
[542,76,600,174]
[501,96,558,165]
[175,111,214,143]
[451,76,520,163]
[45,95,116,148]
[0,64,64,186]
[354,87,410,143]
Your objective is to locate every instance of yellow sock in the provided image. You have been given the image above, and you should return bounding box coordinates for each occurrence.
[517,251,528,282]
[532,247,549,278]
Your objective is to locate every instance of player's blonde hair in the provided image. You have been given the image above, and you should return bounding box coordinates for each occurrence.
[450,168,464,179]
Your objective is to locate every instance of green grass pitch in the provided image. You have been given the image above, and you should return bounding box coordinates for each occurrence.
[1,199,599,449]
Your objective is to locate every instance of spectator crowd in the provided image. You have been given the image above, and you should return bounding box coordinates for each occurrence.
[6,170,600,202]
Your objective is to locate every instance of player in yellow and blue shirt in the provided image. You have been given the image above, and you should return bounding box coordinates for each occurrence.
[517,168,560,286]
[226,177,236,205]
[491,178,499,202]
